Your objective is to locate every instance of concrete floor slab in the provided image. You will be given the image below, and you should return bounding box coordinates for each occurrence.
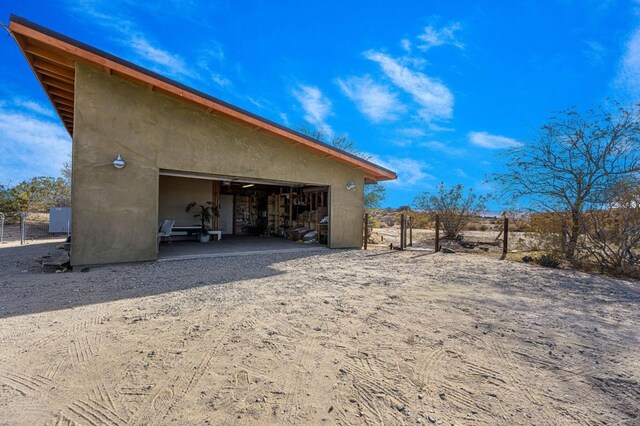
[158,235,327,260]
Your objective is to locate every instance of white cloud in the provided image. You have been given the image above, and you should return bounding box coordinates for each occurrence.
[246,96,264,108]
[420,140,467,156]
[211,73,232,88]
[583,40,606,65]
[453,168,468,178]
[0,102,71,184]
[428,123,455,132]
[417,22,464,51]
[129,35,192,77]
[400,38,412,53]
[365,154,435,187]
[398,128,426,138]
[468,131,522,149]
[12,99,55,118]
[364,51,453,122]
[336,75,405,122]
[292,85,333,136]
[614,27,640,98]
[64,0,216,81]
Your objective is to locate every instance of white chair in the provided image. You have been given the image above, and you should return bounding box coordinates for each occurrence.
[157,220,175,250]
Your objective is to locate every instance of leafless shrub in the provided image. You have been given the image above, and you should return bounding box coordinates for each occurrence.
[581,181,640,275]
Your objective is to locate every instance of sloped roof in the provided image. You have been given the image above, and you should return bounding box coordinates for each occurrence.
[9,15,397,182]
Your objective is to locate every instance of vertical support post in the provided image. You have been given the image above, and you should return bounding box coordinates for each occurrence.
[288,186,293,239]
[503,217,509,256]
[20,212,26,245]
[0,213,4,244]
[363,212,369,250]
[409,216,413,247]
[435,214,440,252]
[400,213,406,250]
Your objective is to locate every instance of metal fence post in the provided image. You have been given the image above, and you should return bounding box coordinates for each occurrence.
[435,214,440,252]
[503,217,509,256]
[0,213,4,244]
[363,212,369,250]
[20,212,26,245]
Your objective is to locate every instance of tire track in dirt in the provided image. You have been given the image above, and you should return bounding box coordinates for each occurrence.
[68,333,100,365]
[0,370,54,396]
[57,384,130,426]
[339,351,410,425]
[125,326,226,425]
[488,340,558,424]
[417,346,445,395]
[281,337,320,424]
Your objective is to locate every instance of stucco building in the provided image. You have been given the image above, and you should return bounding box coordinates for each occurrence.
[9,16,396,266]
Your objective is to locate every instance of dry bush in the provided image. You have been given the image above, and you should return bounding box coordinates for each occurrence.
[410,212,433,229]
[414,183,487,238]
[580,183,640,276]
[524,213,568,253]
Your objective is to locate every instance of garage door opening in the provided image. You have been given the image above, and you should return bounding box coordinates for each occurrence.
[158,172,330,259]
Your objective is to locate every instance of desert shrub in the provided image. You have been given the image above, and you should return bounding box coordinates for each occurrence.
[413,183,488,238]
[528,212,569,254]
[381,216,396,227]
[581,181,640,275]
[537,253,561,268]
[410,211,432,229]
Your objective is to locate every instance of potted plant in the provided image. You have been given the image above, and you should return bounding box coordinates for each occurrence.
[186,201,219,243]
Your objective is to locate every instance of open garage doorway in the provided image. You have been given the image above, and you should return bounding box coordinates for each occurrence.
[157,171,330,259]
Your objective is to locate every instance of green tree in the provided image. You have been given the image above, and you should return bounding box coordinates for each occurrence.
[9,176,71,212]
[365,184,386,209]
[0,184,12,213]
[492,102,640,261]
[413,183,487,237]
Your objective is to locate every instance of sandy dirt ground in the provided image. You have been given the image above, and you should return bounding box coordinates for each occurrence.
[0,242,638,425]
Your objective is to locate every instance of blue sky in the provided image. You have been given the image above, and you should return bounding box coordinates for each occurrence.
[1,1,639,208]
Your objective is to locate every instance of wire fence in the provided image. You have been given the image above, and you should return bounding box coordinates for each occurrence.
[0,212,62,244]
[363,212,513,258]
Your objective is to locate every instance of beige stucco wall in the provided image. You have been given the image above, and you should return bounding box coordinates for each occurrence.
[71,63,364,266]
[158,176,214,227]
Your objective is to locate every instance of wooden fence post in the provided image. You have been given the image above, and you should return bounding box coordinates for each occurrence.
[363,213,369,250]
[435,214,440,252]
[409,216,413,247]
[503,217,509,256]
[400,213,405,250]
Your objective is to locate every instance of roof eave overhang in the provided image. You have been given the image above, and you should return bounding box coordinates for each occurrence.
[8,15,397,182]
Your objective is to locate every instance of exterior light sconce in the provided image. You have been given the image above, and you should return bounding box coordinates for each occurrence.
[112,154,126,169]
[346,181,357,190]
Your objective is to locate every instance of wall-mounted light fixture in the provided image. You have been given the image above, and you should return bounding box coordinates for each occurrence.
[346,181,356,190]
[242,183,255,188]
[112,154,126,169]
